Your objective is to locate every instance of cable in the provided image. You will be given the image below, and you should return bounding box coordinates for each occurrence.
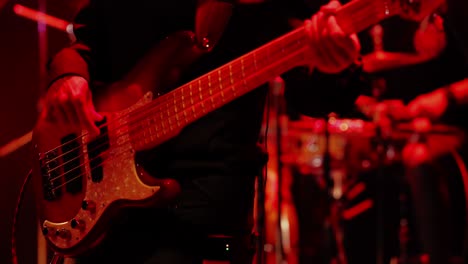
[11,169,33,264]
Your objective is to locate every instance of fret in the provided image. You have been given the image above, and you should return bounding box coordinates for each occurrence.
[198,79,203,100]
[229,64,234,85]
[161,118,166,130]
[201,102,206,113]
[253,52,258,71]
[149,126,155,142]
[144,129,149,145]
[231,85,237,96]
[217,69,223,91]
[265,45,270,68]
[241,58,245,78]
[210,97,215,109]
[208,74,213,95]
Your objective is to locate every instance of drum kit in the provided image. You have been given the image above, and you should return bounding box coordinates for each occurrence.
[261,105,468,264]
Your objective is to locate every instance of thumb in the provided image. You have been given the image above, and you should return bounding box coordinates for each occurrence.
[321,0,341,14]
[88,100,103,122]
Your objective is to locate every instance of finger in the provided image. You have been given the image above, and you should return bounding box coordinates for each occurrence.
[327,17,360,64]
[318,27,351,72]
[88,103,103,122]
[71,96,99,135]
[327,15,345,38]
[68,85,100,134]
[58,92,80,126]
[43,104,58,123]
[320,0,341,14]
[313,14,340,71]
[48,95,71,125]
[86,102,103,136]
[85,88,103,122]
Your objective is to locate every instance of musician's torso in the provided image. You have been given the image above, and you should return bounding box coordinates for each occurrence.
[87,1,288,177]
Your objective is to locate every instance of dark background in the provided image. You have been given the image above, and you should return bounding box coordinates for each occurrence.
[0,1,86,263]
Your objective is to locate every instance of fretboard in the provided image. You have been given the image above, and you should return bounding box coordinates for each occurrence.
[129,0,399,150]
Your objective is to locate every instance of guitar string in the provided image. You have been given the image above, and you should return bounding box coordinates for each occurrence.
[41,0,389,158]
[48,48,308,191]
[44,44,308,183]
[42,26,308,168]
[42,0,391,179]
[41,29,305,156]
[47,1,394,191]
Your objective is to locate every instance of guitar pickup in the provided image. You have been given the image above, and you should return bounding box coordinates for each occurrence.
[87,117,110,183]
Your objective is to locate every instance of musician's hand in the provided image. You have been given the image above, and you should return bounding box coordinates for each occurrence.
[305,0,361,73]
[43,76,103,136]
[413,14,446,59]
[356,96,408,121]
[407,88,448,120]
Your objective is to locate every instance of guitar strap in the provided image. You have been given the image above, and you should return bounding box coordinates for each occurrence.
[195,0,234,51]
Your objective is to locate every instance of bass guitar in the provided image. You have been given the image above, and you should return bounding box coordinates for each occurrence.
[32,0,443,256]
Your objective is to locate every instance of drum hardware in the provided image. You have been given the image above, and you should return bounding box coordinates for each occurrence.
[324,113,349,264]
[270,76,288,264]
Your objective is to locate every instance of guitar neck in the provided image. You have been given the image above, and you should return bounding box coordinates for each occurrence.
[129,0,399,151]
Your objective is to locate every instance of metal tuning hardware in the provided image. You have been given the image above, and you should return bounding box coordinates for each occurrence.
[81,200,96,213]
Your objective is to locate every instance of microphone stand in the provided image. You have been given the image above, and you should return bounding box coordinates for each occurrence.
[272,77,287,264]
[371,79,390,264]
[325,114,348,264]
[369,24,387,264]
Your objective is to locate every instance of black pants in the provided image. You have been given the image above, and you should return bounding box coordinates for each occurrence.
[406,139,468,264]
[343,142,466,264]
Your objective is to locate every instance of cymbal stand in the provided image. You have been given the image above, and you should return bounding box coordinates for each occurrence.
[49,253,63,264]
[324,114,348,264]
[372,114,387,264]
[270,77,286,264]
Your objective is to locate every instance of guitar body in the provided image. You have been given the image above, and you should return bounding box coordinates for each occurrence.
[32,31,202,256]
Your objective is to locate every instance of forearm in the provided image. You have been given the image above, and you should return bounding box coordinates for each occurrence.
[47,5,94,88]
[47,43,91,87]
